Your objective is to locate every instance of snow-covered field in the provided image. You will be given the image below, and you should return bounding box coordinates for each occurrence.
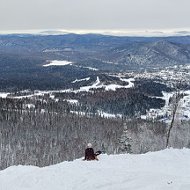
[43,60,72,67]
[0,148,189,190]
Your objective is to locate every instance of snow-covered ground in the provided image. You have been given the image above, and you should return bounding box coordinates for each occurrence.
[141,91,174,122]
[43,60,72,67]
[4,76,134,100]
[73,77,135,92]
[176,90,190,120]
[97,110,122,118]
[64,99,79,104]
[0,148,190,190]
[141,90,190,122]
[0,92,10,98]
[130,64,190,85]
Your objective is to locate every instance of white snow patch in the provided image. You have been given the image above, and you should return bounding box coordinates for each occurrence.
[43,60,72,67]
[70,111,86,116]
[78,76,101,92]
[65,99,79,104]
[104,84,123,91]
[72,77,90,83]
[0,149,190,190]
[98,110,122,118]
[50,95,55,99]
[0,92,10,98]
[83,66,98,71]
[24,104,35,109]
[103,77,135,91]
[41,109,45,113]
[120,77,135,88]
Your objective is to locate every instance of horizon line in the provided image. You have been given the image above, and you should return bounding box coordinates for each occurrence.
[0,28,190,37]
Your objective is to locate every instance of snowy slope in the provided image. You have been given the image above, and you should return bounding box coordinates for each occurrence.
[0,149,190,190]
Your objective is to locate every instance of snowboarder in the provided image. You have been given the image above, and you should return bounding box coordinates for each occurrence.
[83,143,99,161]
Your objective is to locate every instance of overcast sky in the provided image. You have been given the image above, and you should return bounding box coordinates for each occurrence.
[0,0,189,31]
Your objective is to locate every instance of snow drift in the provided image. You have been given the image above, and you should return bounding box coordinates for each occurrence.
[0,148,190,190]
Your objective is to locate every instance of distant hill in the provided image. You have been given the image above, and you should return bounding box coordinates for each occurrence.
[0,34,190,72]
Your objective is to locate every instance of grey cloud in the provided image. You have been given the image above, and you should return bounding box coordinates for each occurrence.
[0,0,189,30]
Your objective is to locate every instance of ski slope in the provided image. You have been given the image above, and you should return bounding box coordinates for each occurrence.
[0,149,190,190]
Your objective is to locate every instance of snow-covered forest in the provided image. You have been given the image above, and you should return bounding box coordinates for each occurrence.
[0,34,190,170]
[0,92,190,170]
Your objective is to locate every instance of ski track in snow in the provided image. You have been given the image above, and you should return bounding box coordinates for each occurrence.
[0,149,190,190]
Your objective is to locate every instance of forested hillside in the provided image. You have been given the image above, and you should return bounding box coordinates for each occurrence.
[0,34,190,170]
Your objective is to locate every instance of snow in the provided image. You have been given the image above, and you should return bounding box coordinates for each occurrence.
[24,104,35,109]
[0,148,190,190]
[103,77,135,91]
[141,90,190,122]
[141,91,175,122]
[78,76,101,91]
[0,92,10,98]
[82,66,98,71]
[72,77,135,92]
[43,60,72,67]
[176,90,190,120]
[141,115,147,120]
[70,111,86,116]
[72,77,90,83]
[50,94,55,99]
[0,76,133,100]
[120,77,135,88]
[73,65,99,71]
[97,110,122,118]
[64,99,79,104]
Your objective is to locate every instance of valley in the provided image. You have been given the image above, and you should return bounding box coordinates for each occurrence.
[0,33,190,169]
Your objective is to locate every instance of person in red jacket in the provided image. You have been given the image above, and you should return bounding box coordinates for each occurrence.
[84,143,98,161]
